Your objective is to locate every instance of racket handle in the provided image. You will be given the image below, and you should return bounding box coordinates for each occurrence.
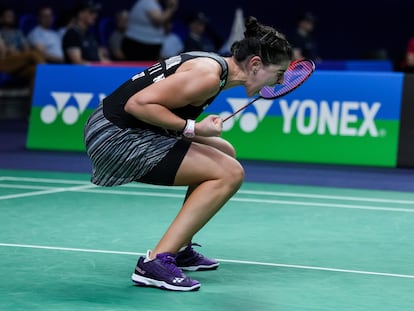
[222,96,260,123]
[223,111,237,122]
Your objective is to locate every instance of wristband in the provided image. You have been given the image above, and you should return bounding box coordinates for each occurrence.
[183,119,195,138]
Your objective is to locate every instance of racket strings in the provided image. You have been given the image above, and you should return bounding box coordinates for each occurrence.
[223,59,315,122]
[260,60,315,99]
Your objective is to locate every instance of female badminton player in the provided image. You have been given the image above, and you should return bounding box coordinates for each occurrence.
[84,16,293,291]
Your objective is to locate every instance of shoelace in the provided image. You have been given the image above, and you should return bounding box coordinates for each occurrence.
[160,255,184,276]
[182,243,204,259]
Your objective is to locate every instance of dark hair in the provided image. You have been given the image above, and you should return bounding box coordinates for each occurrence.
[75,0,102,15]
[230,16,292,65]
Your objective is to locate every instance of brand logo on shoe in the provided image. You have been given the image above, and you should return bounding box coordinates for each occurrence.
[172,277,185,284]
[136,267,146,275]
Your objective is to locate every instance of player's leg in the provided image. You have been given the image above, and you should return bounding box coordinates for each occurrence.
[180,136,236,237]
[131,142,243,291]
[132,143,244,291]
[151,141,244,256]
[175,137,237,270]
[181,136,237,214]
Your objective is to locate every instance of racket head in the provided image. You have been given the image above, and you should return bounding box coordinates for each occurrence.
[259,59,315,99]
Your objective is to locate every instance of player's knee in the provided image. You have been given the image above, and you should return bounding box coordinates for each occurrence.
[224,159,245,190]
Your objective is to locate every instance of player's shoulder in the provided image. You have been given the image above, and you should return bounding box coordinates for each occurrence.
[183,57,222,83]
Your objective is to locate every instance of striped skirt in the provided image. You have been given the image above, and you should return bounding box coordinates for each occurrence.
[84,104,179,187]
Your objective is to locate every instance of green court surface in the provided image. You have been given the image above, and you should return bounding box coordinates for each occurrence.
[1,169,414,311]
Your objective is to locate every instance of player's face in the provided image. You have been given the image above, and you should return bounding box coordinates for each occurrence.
[261,61,290,87]
[246,60,290,97]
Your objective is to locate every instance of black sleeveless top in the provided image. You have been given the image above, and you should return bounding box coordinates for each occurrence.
[102,51,228,131]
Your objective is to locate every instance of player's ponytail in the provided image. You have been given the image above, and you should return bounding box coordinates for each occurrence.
[231,16,292,65]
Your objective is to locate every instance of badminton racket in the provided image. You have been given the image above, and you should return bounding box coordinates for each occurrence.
[223,59,315,122]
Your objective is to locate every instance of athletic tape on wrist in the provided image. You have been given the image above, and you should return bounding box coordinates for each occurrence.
[183,119,195,138]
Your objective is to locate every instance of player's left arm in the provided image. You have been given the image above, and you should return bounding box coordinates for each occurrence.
[124,59,221,132]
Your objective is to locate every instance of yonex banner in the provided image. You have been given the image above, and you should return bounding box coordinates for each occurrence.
[27,65,404,167]
[27,64,141,151]
[207,71,404,167]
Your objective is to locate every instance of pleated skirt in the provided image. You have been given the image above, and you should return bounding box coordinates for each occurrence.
[84,104,179,187]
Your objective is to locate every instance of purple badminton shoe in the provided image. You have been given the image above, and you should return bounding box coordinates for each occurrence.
[176,243,219,271]
[131,251,200,291]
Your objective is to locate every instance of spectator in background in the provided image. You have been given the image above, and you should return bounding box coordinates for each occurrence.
[402,36,414,72]
[62,0,110,64]
[0,7,31,53]
[160,20,183,59]
[56,10,75,39]
[183,12,216,53]
[108,9,128,61]
[219,7,245,56]
[0,32,45,90]
[27,6,64,63]
[289,12,320,61]
[0,7,45,90]
[122,0,179,61]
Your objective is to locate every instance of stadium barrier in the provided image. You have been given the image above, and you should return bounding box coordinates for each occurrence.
[397,74,414,168]
[27,63,412,168]
[316,60,393,72]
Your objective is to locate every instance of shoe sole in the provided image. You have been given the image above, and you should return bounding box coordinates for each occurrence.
[131,273,201,291]
[179,263,220,271]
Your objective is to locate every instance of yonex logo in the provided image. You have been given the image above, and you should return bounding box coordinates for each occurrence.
[220,97,273,133]
[220,97,384,137]
[41,92,106,125]
[135,267,146,275]
[172,277,185,284]
[280,99,384,137]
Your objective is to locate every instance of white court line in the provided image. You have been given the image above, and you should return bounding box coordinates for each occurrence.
[0,184,52,190]
[0,243,413,280]
[0,184,96,200]
[1,178,414,212]
[230,197,414,213]
[2,176,89,184]
[77,188,184,198]
[70,188,414,213]
[3,176,414,205]
[238,189,414,205]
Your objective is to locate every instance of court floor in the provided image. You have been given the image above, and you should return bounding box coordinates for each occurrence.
[1,168,414,311]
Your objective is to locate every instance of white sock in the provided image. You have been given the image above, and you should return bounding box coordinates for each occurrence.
[178,245,188,252]
[143,250,153,263]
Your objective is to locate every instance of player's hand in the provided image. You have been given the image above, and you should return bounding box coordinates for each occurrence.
[195,115,223,137]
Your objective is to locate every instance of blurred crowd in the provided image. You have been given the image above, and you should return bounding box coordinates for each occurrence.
[1,0,414,94]
[0,0,226,91]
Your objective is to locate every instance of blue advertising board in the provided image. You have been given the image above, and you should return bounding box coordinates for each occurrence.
[27,64,404,166]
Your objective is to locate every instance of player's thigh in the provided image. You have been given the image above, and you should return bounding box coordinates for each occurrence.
[173,142,244,186]
[190,136,236,158]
